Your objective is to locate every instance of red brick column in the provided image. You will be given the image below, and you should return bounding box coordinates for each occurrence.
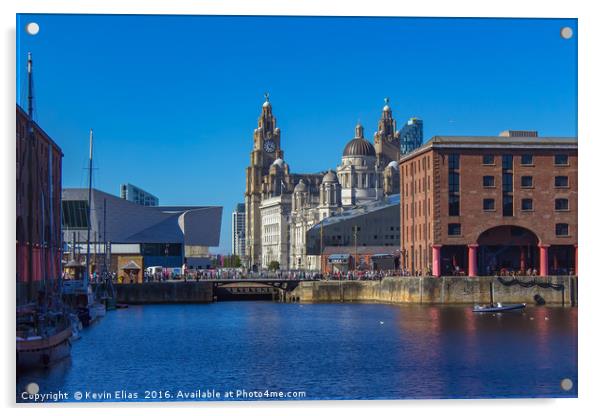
[432,245,442,277]
[468,244,479,277]
[519,246,526,272]
[539,244,550,277]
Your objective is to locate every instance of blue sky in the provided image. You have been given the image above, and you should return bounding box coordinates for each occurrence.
[16,15,577,254]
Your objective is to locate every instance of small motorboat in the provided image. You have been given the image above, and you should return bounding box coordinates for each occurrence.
[472,302,526,313]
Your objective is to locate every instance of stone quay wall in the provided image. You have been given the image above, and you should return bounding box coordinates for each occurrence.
[110,282,213,304]
[292,276,577,306]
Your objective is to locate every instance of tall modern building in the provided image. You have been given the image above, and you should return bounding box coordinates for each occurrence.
[399,117,423,155]
[120,183,159,206]
[231,203,246,257]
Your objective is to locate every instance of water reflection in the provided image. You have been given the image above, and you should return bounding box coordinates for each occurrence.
[17,303,577,401]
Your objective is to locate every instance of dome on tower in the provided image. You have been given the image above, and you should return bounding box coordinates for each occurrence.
[343,123,376,157]
[322,170,338,184]
[294,179,307,193]
[272,158,284,168]
[343,137,376,157]
[386,160,399,170]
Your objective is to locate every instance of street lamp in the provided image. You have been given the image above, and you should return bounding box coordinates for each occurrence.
[353,225,359,272]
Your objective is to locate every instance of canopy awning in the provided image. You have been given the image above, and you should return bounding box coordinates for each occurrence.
[121,260,141,270]
[371,254,395,259]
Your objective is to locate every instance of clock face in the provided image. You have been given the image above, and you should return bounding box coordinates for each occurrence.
[264,139,276,153]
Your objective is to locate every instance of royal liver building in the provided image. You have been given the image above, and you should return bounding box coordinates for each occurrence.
[244,96,403,271]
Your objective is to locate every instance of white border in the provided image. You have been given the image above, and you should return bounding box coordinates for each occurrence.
[2,1,600,415]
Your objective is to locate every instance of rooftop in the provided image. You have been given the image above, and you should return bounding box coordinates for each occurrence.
[309,194,400,232]
[400,135,578,162]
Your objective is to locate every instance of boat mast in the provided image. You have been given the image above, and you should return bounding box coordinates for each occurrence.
[26,52,35,302]
[84,129,93,287]
[103,198,108,273]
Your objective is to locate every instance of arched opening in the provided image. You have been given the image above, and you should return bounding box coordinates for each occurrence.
[476,225,539,276]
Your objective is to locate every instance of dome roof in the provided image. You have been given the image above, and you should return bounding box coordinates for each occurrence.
[343,137,376,157]
[386,160,399,170]
[294,179,307,192]
[322,170,338,183]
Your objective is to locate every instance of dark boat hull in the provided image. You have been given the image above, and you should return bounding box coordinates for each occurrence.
[472,303,526,313]
[17,327,72,369]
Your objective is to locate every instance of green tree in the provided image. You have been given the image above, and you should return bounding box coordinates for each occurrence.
[268,261,280,271]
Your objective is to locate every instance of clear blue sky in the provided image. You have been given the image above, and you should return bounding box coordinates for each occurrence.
[16,15,577,254]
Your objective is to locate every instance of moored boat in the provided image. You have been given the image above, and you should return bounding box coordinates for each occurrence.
[17,311,72,369]
[472,302,526,313]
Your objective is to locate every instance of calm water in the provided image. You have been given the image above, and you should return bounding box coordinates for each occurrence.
[17,302,577,402]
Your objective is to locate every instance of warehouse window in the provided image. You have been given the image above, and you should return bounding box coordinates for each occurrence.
[555,176,569,187]
[556,223,569,236]
[482,154,494,165]
[555,154,569,166]
[483,176,495,187]
[520,154,534,165]
[555,198,569,211]
[483,199,495,211]
[448,223,461,236]
[521,198,533,211]
[521,176,533,188]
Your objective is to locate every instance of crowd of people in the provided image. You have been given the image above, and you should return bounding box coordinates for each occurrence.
[70,266,575,285]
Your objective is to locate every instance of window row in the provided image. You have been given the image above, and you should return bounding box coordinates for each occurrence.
[482,154,570,166]
[482,198,570,211]
[482,175,570,188]
[448,223,571,236]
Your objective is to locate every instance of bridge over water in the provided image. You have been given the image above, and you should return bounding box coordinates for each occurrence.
[105,279,315,304]
[211,279,312,301]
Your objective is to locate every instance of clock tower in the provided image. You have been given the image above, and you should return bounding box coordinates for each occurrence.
[245,93,283,269]
[374,97,401,167]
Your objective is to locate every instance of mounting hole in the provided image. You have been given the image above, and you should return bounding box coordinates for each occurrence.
[560,378,573,391]
[26,382,40,394]
[26,22,40,36]
[560,27,573,40]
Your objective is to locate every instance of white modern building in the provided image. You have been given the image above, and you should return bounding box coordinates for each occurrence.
[260,193,291,270]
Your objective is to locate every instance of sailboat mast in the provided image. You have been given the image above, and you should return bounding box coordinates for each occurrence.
[85,129,93,287]
[26,52,35,302]
[27,52,34,118]
[103,198,108,272]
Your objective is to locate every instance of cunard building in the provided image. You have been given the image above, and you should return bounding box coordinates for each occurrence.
[244,96,406,271]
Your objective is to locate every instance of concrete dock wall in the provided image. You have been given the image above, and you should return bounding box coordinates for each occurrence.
[110,282,213,304]
[292,276,577,306]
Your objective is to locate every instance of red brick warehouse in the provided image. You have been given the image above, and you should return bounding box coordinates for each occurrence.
[399,131,577,277]
[16,105,63,303]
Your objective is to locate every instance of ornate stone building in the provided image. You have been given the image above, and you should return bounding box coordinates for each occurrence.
[337,123,383,206]
[245,95,403,271]
[245,95,323,270]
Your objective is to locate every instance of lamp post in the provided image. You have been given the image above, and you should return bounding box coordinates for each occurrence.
[353,225,359,271]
